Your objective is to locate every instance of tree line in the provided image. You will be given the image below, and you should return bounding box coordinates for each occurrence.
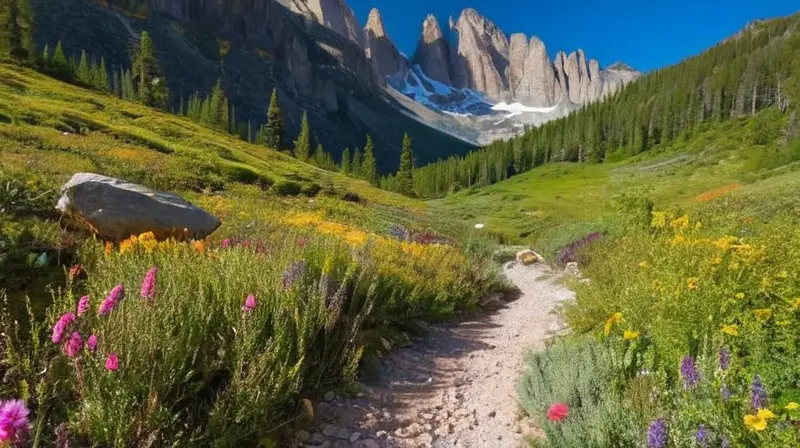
[410,14,800,198]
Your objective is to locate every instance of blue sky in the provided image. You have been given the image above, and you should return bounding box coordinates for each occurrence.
[349,0,799,72]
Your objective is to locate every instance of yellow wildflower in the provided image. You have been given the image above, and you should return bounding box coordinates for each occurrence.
[744,409,775,431]
[753,309,772,323]
[639,261,649,269]
[623,330,640,341]
[687,278,699,290]
[760,277,772,290]
[694,221,703,230]
[603,312,624,336]
[735,292,745,300]
[721,324,739,336]
[785,402,799,411]
[776,271,789,280]
[650,211,667,229]
[670,215,690,230]
[792,299,800,310]
[652,280,662,291]
[138,232,157,253]
[713,236,738,251]
[322,256,334,275]
[670,234,687,246]
[104,242,113,256]
[711,257,722,265]
[192,240,205,253]
[119,236,136,255]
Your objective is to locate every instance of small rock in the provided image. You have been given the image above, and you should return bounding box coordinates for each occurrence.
[335,428,351,440]
[376,430,387,439]
[295,430,311,442]
[333,441,349,448]
[488,411,496,418]
[321,424,338,437]
[324,391,336,402]
[310,433,326,444]
[350,432,362,443]
[358,439,380,448]
[420,412,434,420]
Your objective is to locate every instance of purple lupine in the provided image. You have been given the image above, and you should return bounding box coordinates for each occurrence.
[86,334,98,352]
[0,399,30,444]
[105,353,119,371]
[647,417,668,448]
[77,295,90,317]
[51,312,76,344]
[140,267,157,300]
[98,284,125,316]
[695,424,708,447]
[751,375,768,410]
[242,294,257,313]
[680,355,701,389]
[64,332,82,358]
[718,347,731,371]
[720,383,732,401]
[282,260,307,290]
[107,284,125,302]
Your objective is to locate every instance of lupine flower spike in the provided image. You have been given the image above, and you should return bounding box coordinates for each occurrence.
[647,417,668,448]
[86,335,98,352]
[140,267,157,300]
[64,332,83,358]
[105,353,119,371]
[77,295,90,317]
[0,399,30,444]
[680,355,700,389]
[52,312,76,344]
[242,294,257,313]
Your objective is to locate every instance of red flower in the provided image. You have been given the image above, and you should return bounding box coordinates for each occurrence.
[296,238,307,248]
[547,403,569,422]
[68,264,83,280]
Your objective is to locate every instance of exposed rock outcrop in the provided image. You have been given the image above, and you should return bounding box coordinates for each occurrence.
[279,0,364,46]
[57,173,220,241]
[451,8,509,98]
[364,8,408,80]
[514,37,559,107]
[412,14,453,85]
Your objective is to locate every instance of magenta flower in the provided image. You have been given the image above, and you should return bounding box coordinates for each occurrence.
[0,399,30,444]
[105,353,119,371]
[86,334,98,352]
[242,294,257,313]
[107,284,125,302]
[51,312,76,344]
[221,238,232,249]
[77,295,90,317]
[140,267,157,300]
[98,297,116,316]
[98,284,125,316]
[64,332,83,358]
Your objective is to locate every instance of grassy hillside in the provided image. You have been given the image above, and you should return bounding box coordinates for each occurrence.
[0,63,500,445]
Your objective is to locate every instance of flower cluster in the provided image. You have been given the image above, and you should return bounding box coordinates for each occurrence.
[98,284,125,316]
[0,399,30,444]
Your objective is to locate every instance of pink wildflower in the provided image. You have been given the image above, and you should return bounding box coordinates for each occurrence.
[64,332,82,358]
[221,238,232,249]
[105,353,119,371]
[51,312,76,344]
[68,264,83,280]
[140,267,157,300]
[86,335,98,352]
[77,295,90,317]
[98,284,125,316]
[0,399,30,444]
[242,294,257,313]
[107,284,125,302]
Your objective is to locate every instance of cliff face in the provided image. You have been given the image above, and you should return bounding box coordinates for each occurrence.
[364,7,408,80]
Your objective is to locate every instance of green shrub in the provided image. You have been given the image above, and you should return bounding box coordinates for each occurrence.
[301,182,322,197]
[273,180,302,196]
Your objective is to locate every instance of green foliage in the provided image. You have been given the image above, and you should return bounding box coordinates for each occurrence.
[75,50,91,85]
[263,88,284,149]
[131,31,169,109]
[396,133,414,196]
[362,135,377,185]
[293,111,311,161]
[0,0,34,62]
[185,78,230,133]
[351,148,362,177]
[50,41,70,80]
[273,179,303,196]
[340,147,351,175]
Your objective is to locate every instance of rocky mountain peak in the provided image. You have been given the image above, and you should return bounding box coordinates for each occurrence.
[607,61,635,71]
[421,14,445,43]
[413,14,453,85]
[365,7,387,38]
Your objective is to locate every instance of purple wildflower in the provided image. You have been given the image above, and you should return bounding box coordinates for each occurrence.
[64,332,82,358]
[86,334,98,352]
[98,284,125,316]
[282,260,307,289]
[751,375,768,410]
[721,437,730,448]
[647,417,668,448]
[0,399,30,444]
[695,424,708,447]
[680,355,701,389]
[77,295,90,317]
[221,238,232,249]
[107,284,125,302]
[720,383,732,401]
[718,347,731,371]
[242,294,257,313]
[105,353,119,371]
[140,267,157,300]
[51,312,76,344]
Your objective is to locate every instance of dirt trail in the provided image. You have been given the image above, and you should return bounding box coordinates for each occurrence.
[298,261,574,448]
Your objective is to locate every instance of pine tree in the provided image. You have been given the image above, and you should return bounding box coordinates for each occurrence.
[294,111,311,161]
[362,134,378,185]
[396,133,415,196]
[76,50,92,85]
[95,57,109,92]
[0,0,34,62]
[352,148,362,177]
[312,143,325,167]
[40,43,49,66]
[132,31,169,109]
[50,41,70,80]
[264,88,284,148]
[340,147,351,174]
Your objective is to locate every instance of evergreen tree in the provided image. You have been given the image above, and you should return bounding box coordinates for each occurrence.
[264,88,284,148]
[0,0,34,62]
[40,43,49,66]
[76,50,92,85]
[340,147,351,174]
[362,135,378,185]
[121,68,136,101]
[294,111,312,161]
[352,148,362,177]
[50,41,70,80]
[94,57,109,92]
[397,133,415,196]
[132,31,169,109]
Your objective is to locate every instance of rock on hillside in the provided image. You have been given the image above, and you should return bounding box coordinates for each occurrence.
[57,173,220,241]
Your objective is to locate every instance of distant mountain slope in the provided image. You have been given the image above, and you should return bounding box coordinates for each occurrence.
[410,13,800,197]
[32,0,475,173]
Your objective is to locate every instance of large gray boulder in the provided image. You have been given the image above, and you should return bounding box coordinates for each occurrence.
[56,173,221,241]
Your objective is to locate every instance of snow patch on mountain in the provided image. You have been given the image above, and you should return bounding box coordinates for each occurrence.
[491,102,559,117]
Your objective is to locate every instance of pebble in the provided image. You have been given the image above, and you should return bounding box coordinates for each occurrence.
[488,411,496,418]
[358,439,380,448]
[335,427,351,440]
[321,424,338,437]
[349,432,362,443]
